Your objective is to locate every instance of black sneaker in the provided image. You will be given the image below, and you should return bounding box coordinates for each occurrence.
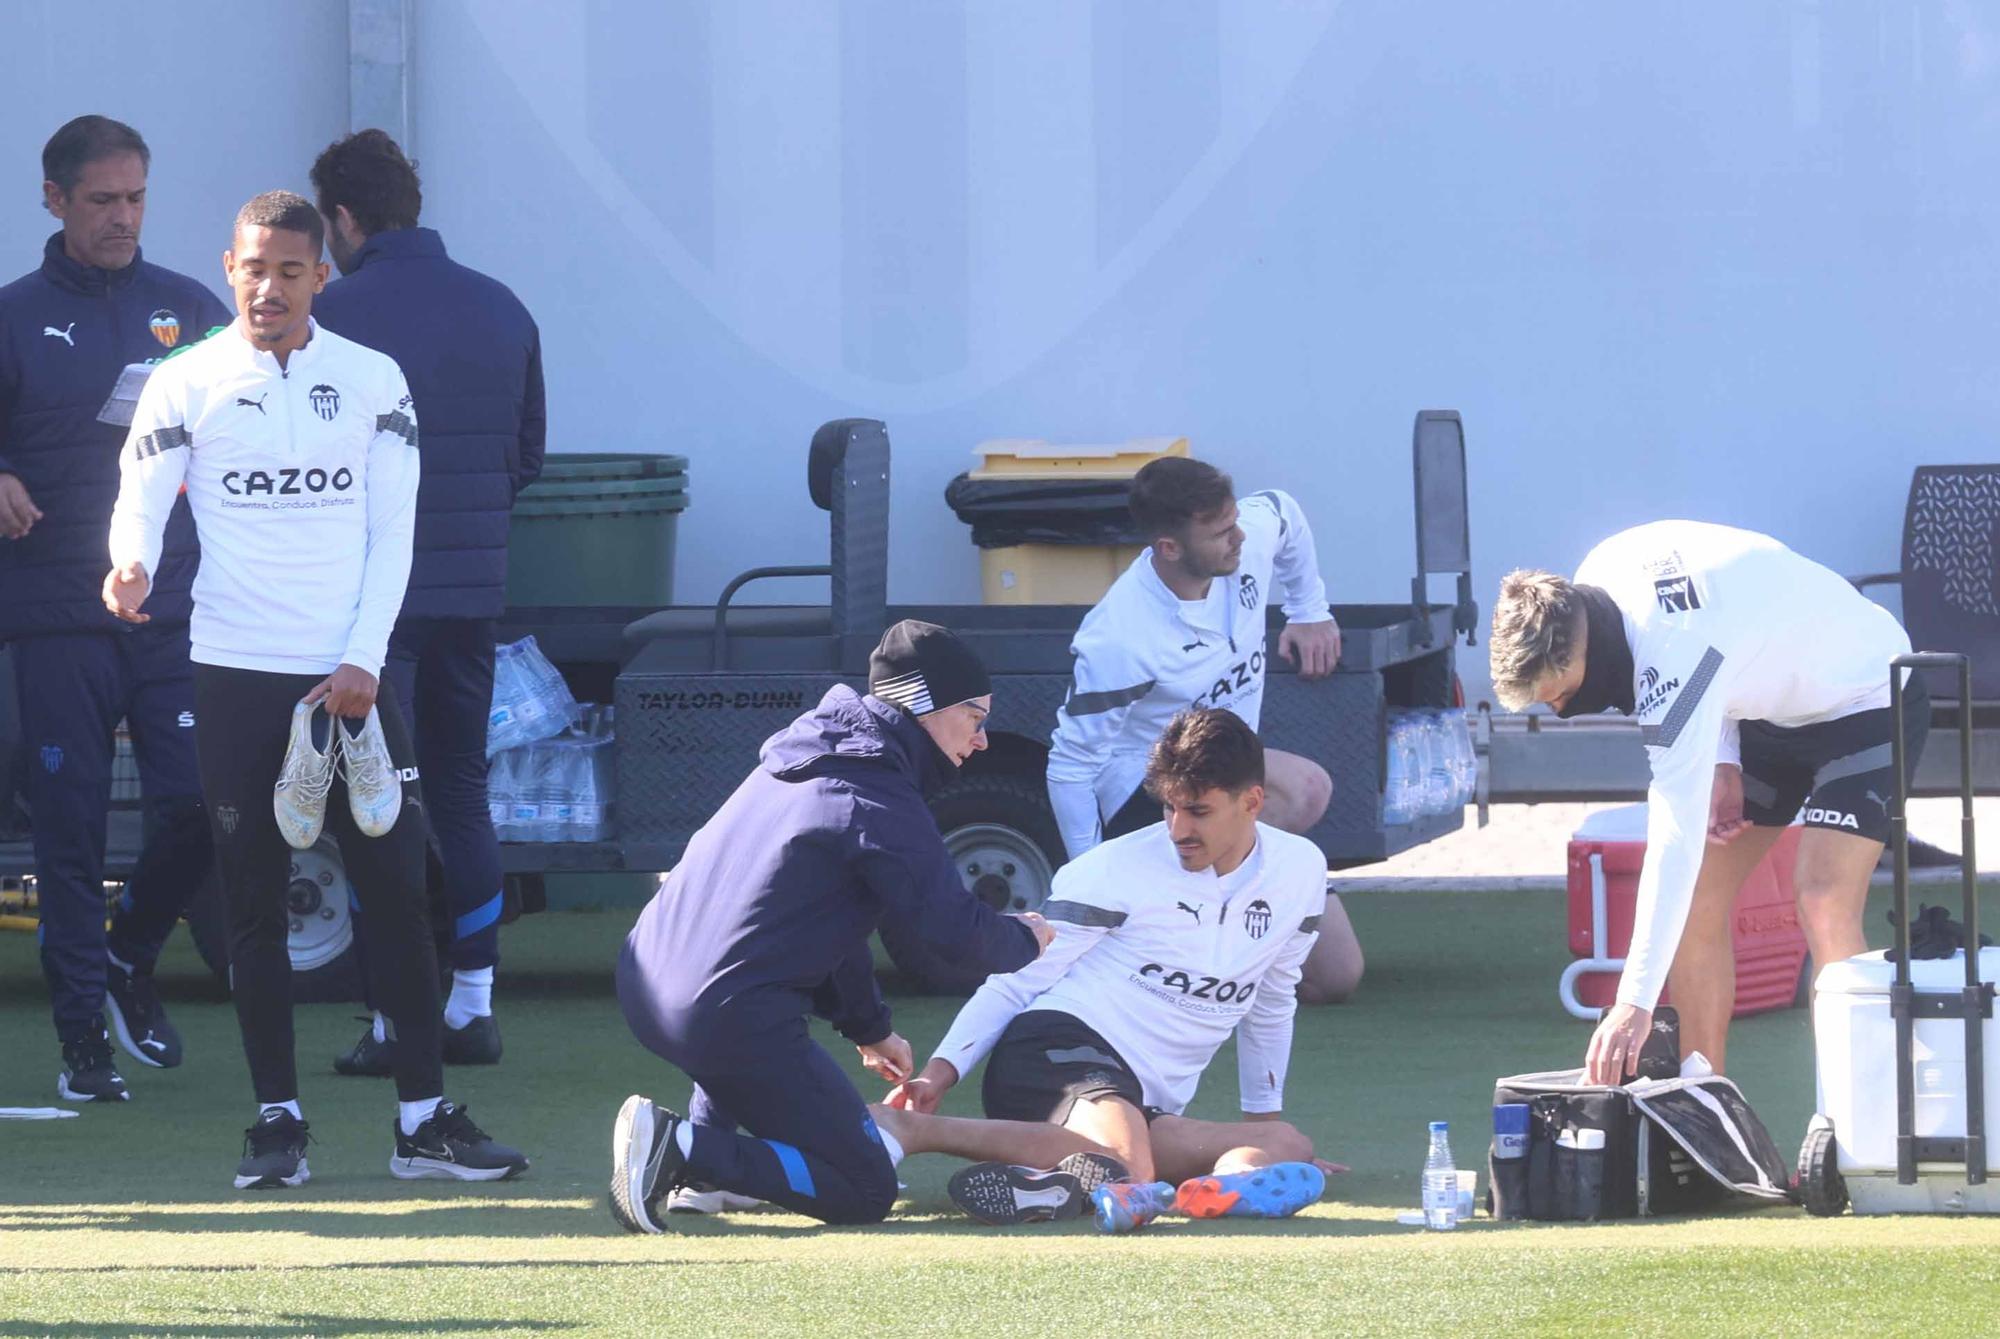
[610,1094,686,1234]
[442,1013,503,1065]
[1055,1151,1130,1193]
[235,1108,311,1189]
[948,1161,1093,1226]
[57,1018,130,1103]
[390,1100,529,1181]
[104,956,183,1069]
[333,1021,394,1077]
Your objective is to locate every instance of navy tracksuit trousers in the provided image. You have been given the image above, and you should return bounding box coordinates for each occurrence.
[381,616,504,972]
[615,945,899,1225]
[14,628,210,1040]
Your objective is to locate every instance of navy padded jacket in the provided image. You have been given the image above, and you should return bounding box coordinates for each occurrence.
[314,228,545,619]
[0,233,227,637]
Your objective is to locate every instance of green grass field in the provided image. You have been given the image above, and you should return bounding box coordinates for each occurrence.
[5,883,2000,1337]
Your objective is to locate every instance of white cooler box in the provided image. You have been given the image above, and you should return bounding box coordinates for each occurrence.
[1814,947,2000,1213]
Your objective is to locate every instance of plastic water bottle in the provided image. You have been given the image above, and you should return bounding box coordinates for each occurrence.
[1422,1120,1458,1230]
[1421,711,1454,816]
[1446,708,1477,807]
[486,746,516,834]
[1382,712,1412,826]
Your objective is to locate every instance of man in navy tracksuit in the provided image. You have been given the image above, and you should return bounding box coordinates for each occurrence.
[0,116,228,1100]
[309,130,546,1069]
[609,622,1058,1229]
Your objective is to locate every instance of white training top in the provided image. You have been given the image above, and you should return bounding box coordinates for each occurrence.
[109,319,419,678]
[929,821,1326,1115]
[1046,489,1332,859]
[1574,521,1912,1010]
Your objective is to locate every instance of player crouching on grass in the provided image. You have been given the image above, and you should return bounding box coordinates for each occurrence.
[610,621,1136,1231]
[889,706,1342,1231]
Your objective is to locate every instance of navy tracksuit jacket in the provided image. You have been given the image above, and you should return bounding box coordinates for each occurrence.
[0,234,227,1037]
[618,686,1038,1223]
[315,227,545,971]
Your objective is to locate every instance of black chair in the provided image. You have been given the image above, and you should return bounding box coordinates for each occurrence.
[1853,465,2000,705]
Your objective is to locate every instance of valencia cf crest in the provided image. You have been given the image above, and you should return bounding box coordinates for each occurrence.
[1243,898,1272,939]
[309,384,340,421]
[1238,574,1259,610]
[148,309,181,348]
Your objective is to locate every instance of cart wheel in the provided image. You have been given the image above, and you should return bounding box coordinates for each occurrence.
[1797,1119,1847,1217]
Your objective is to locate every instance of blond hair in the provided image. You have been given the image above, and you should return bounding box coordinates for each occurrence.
[1489,570,1583,711]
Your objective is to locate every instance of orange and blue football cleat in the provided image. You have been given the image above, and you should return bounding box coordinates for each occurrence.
[1175,1162,1325,1219]
[1092,1179,1177,1233]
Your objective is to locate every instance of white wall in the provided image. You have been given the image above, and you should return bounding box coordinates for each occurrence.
[0,3,347,308]
[10,3,1996,701]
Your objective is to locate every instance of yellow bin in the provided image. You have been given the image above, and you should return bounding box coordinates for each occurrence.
[970,437,1186,604]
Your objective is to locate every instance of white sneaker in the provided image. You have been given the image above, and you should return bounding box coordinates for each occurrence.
[665,1184,764,1215]
[338,706,403,838]
[274,701,339,850]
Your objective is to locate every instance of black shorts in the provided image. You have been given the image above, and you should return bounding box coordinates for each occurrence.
[1739,678,1929,844]
[980,1010,1162,1125]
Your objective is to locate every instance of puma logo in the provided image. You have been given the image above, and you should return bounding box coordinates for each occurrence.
[1181,639,1206,652]
[1176,900,1203,925]
[236,394,267,415]
[43,322,75,346]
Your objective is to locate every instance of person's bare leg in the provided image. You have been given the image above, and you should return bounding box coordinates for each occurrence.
[1146,1113,1316,1184]
[1794,827,1886,979]
[1664,825,1783,1075]
[1262,748,1331,833]
[869,1104,1108,1170]
[1296,891,1364,1004]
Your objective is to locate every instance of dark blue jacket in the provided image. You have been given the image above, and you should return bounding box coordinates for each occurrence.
[0,234,226,638]
[314,228,545,619]
[621,686,1038,1068]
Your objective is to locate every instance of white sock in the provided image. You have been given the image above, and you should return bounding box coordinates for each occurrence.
[444,967,494,1030]
[399,1097,442,1136]
[261,1100,303,1121]
[371,1010,391,1043]
[674,1121,695,1159]
[877,1127,906,1169]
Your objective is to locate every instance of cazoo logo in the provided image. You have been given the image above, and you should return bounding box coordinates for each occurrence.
[1193,651,1265,709]
[223,466,355,496]
[1139,963,1258,1004]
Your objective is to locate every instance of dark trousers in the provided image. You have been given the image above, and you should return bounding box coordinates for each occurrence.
[382,617,502,972]
[193,664,443,1104]
[615,950,899,1225]
[13,630,210,1040]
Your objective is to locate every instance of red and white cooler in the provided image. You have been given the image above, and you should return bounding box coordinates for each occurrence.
[1559,804,1809,1020]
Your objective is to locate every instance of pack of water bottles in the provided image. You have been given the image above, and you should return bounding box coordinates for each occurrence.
[1380,707,1477,826]
[487,635,580,757]
[488,704,617,843]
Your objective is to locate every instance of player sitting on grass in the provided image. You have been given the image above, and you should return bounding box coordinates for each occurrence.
[888,706,1341,1231]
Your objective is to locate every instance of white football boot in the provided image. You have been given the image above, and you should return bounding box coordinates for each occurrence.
[664,1184,765,1215]
[274,701,340,850]
[339,706,403,838]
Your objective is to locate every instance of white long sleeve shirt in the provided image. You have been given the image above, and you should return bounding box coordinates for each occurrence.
[1576,521,1912,1011]
[109,319,419,678]
[1048,489,1333,858]
[930,821,1325,1115]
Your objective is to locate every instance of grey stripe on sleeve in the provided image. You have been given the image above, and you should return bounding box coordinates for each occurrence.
[375,409,418,448]
[1250,489,1287,536]
[1816,743,1895,788]
[1298,914,1323,934]
[1064,678,1155,717]
[133,424,190,459]
[1041,899,1127,928]
[1641,647,1724,750]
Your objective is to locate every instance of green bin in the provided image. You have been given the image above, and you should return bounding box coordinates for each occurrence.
[506,453,689,607]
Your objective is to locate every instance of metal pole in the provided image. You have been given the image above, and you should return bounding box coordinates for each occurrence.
[1891,656,1916,1184]
[1957,656,1986,1184]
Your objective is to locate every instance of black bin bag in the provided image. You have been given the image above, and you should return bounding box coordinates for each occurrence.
[1490,1069,1793,1221]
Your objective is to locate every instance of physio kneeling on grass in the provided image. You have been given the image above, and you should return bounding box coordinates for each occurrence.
[610,621,1061,1229]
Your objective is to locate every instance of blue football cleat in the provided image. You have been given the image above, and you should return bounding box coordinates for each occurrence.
[1093,1179,1177,1233]
[1175,1161,1326,1219]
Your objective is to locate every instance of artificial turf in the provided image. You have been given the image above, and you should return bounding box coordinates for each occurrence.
[3,883,1998,1337]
